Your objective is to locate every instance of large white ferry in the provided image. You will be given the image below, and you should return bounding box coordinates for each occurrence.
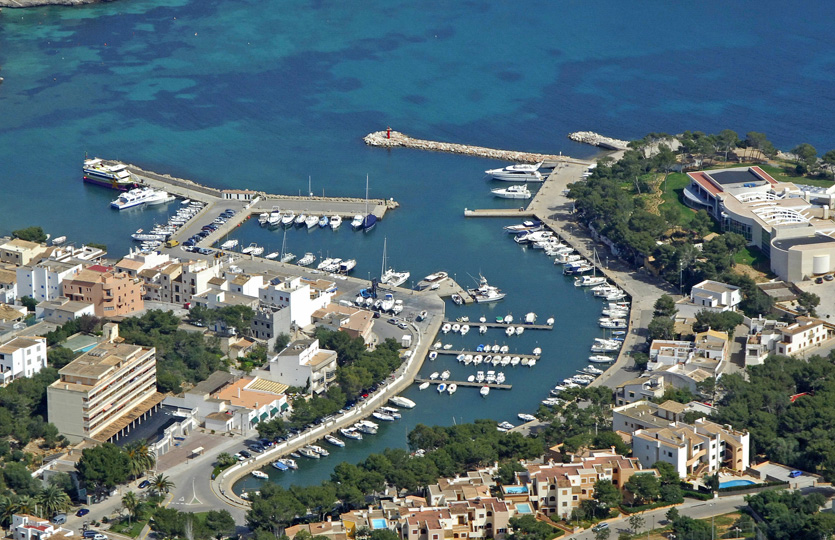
[83,158,138,190]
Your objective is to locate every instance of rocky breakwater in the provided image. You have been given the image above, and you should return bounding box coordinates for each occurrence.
[364,130,564,164]
[568,131,630,151]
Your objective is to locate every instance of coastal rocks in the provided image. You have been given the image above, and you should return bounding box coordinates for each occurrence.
[567,131,630,151]
[364,130,564,164]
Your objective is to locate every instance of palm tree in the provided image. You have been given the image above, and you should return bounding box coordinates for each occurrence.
[124,442,156,479]
[37,486,70,519]
[121,491,139,524]
[0,495,18,529]
[149,474,175,497]
[215,452,236,468]
[14,495,37,517]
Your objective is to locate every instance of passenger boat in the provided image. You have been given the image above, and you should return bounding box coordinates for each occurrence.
[389,395,416,408]
[330,215,342,229]
[491,184,532,199]
[480,385,490,397]
[340,428,362,440]
[251,470,269,479]
[83,158,138,190]
[325,434,345,447]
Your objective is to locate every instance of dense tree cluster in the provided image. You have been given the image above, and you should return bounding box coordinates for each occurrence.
[118,310,227,393]
[535,386,614,454]
[745,490,835,540]
[713,352,835,481]
[12,226,48,243]
[188,304,255,334]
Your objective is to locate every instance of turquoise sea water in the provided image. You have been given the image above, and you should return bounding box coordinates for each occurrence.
[2,0,835,489]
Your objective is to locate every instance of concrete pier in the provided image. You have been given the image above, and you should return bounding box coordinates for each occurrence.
[414,378,512,390]
[364,130,573,164]
[441,320,553,330]
[434,349,540,361]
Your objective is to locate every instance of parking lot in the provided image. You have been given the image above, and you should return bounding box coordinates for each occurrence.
[795,279,835,322]
[754,462,818,489]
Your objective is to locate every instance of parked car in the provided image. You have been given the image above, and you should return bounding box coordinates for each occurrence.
[240,450,252,459]
[789,470,803,478]
[82,531,103,539]
[816,277,824,284]
[52,514,67,525]
[76,508,90,517]
[248,445,264,454]
[592,523,609,532]
[138,480,150,489]
[826,274,834,281]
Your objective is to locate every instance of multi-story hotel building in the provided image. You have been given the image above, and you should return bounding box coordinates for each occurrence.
[47,330,158,443]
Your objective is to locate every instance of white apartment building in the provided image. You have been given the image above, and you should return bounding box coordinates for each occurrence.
[35,297,96,324]
[0,336,47,385]
[15,260,82,302]
[268,338,337,394]
[47,331,158,443]
[0,268,17,304]
[744,316,788,365]
[12,514,74,540]
[775,316,831,356]
[690,280,741,311]
[259,276,334,329]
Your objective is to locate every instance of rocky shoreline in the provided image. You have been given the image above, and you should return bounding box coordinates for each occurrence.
[567,131,630,151]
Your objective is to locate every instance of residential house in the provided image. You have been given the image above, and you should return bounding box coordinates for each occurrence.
[267,338,337,394]
[250,306,292,350]
[12,514,75,540]
[614,375,666,406]
[690,280,741,311]
[311,303,375,344]
[35,297,96,324]
[744,316,789,366]
[775,316,832,356]
[0,238,48,266]
[0,336,47,385]
[0,267,17,304]
[259,276,335,329]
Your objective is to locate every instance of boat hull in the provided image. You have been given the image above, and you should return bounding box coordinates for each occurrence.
[84,175,138,191]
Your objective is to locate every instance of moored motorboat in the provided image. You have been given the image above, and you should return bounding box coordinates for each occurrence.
[340,428,362,440]
[325,434,345,447]
[305,215,319,229]
[491,184,532,199]
[480,385,490,397]
[419,381,430,390]
[351,214,364,229]
[221,239,239,250]
[447,383,458,394]
[318,215,329,228]
[271,460,288,471]
[330,215,343,229]
[518,413,536,422]
[437,383,447,393]
[251,470,269,479]
[298,252,316,266]
[486,162,544,182]
[389,396,416,408]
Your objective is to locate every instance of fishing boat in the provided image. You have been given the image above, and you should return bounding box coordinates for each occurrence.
[480,385,490,397]
[491,184,532,199]
[372,410,395,422]
[271,460,288,471]
[325,434,345,447]
[330,215,342,229]
[340,428,362,440]
[310,445,329,456]
[298,252,316,266]
[351,214,364,230]
[437,383,447,393]
[485,162,544,182]
[467,274,506,303]
[318,216,329,228]
[447,383,458,394]
[419,381,430,390]
[251,470,269,479]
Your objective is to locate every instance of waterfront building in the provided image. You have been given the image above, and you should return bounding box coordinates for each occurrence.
[683,166,835,282]
[115,250,172,277]
[775,316,832,356]
[47,325,159,443]
[62,265,144,317]
[178,260,223,304]
[0,336,47,385]
[228,273,265,297]
[191,289,259,312]
[426,469,495,505]
[250,306,292,350]
[517,450,646,519]
[614,375,666,406]
[12,514,75,540]
[613,400,749,478]
[35,297,96,324]
[312,303,375,344]
[15,260,82,302]
[267,338,337,394]
[0,238,48,267]
[689,280,741,311]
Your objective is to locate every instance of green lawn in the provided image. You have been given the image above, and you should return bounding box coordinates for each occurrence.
[109,519,146,538]
[659,172,698,229]
[734,246,770,272]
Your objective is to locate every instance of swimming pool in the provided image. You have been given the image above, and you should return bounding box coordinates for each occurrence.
[503,485,529,494]
[515,503,532,514]
[719,479,755,489]
[371,519,387,529]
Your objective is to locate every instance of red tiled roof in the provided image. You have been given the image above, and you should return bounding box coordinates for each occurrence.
[688,172,722,195]
[750,166,779,185]
[87,264,112,273]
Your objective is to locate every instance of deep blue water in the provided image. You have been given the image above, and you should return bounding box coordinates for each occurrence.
[2,0,835,489]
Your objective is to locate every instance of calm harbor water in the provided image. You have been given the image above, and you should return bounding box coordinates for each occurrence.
[2,0,835,490]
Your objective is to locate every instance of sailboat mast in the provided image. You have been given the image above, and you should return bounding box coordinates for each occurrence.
[381,237,387,278]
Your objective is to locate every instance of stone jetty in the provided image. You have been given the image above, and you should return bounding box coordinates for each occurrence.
[567,131,630,151]
[364,129,565,163]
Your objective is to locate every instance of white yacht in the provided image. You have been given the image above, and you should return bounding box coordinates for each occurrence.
[295,213,307,226]
[351,214,364,230]
[467,275,506,303]
[318,216,329,228]
[281,210,296,226]
[339,259,357,273]
[518,413,536,422]
[491,184,532,199]
[330,215,343,230]
[268,206,282,226]
[575,275,608,287]
[485,162,544,182]
[305,215,319,229]
[389,395,416,408]
[381,293,395,312]
[480,386,490,397]
[110,187,162,210]
[220,239,239,250]
[265,252,279,260]
[258,212,270,226]
[250,245,264,256]
[242,243,258,254]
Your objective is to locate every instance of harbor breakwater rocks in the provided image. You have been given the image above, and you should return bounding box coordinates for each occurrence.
[364,130,564,164]
[567,131,630,151]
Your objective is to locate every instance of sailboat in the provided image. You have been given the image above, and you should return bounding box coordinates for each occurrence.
[279,229,295,263]
[380,237,410,287]
[361,175,377,232]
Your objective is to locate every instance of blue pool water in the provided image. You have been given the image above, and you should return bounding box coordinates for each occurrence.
[719,479,755,489]
[371,519,387,530]
[504,486,529,494]
[515,503,532,514]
